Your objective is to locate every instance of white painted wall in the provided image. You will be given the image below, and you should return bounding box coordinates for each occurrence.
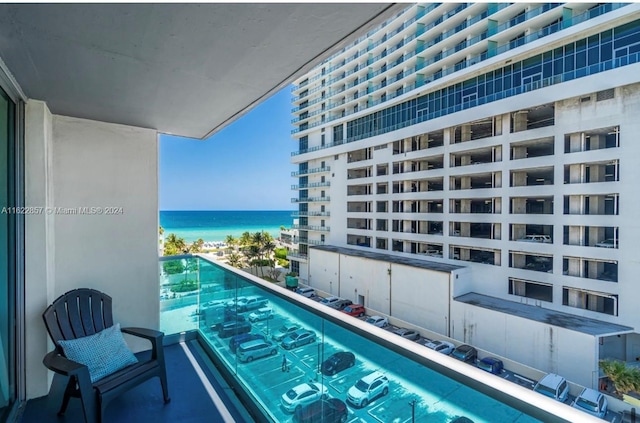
[389,263,449,335]
[24,110,159,399]
[339,253,390,313]
[308,248,339,294]
[309,248,452,334]
[451,301,598,388]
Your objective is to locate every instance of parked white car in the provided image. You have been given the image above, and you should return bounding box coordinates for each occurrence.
[572,387,608,419]
[533,373,569,403]
[365,315,388,328]
[347,371,389,407]
[424,339,455,355]
[595,238,618,248]
[517,234,552,243]
[281,382,328,413]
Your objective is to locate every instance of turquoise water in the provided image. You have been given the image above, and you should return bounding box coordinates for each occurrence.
[159,210,293,243]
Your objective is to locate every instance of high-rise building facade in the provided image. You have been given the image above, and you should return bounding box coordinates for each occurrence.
[289,3,640,387]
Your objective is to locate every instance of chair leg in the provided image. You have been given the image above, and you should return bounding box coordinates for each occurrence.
[76,371,98,423]
[57,378,76,416]
[159,369,170,403]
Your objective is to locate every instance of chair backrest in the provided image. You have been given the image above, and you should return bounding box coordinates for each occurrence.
[43,288,114,344]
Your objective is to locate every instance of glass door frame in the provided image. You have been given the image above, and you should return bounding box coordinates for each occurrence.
[0,59,26,423]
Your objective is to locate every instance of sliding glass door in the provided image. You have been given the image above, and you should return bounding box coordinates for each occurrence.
[0,86,17,423]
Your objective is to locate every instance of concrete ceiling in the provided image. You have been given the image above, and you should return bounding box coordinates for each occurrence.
[0,3,403,139]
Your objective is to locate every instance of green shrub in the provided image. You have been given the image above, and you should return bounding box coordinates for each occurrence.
[170,280,198,293]
[274,248,289,259]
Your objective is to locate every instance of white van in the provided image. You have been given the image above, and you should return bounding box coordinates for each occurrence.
[237,339,278,362]
[296,287,316,298]
[248,307,273,322]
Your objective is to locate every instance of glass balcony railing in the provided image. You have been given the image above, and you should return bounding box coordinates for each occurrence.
[159,255,589,422]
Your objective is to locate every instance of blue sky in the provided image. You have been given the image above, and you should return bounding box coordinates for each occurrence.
[159,87,294,211]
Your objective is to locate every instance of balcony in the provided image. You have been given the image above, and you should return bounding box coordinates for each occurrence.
[156,254,584,422]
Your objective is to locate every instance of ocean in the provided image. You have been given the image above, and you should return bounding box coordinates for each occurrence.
[159,210,294,243]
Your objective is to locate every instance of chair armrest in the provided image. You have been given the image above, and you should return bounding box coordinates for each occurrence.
[121,327,165,361]
[121,327,164,342]
[43,350,89,378]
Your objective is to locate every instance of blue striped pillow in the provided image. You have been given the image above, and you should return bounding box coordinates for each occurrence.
[58,323,138,383]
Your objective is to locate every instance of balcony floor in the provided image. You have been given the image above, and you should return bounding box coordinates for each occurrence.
[19,341,252,423]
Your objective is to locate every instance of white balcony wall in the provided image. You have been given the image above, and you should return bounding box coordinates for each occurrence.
[24,103,159,398]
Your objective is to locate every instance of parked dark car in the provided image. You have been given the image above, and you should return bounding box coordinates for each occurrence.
[293,398,348,423]
[210,313,246,331]
[228,333,266,353]
[477,357,504,375]
[451,344,477,363]
[321,351,356,376]
[218,320,252,338]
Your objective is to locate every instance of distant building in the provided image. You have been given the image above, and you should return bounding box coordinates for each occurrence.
[289,3,640,388]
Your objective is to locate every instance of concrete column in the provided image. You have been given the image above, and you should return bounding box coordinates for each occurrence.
[568,133,582,153]
[569,164,582,183]
[512,171,527,187]
[569,226,583,246]
[494,115,503,136]
[460,248,471,261]
[512,145,527,160]
[24,100,56,399]
[589,226,605,246]
[493,146,502,162]
[512,198,526,214]
[513,111,528,132]
[461,154,472,166]
[461,199,471,213]
[494,172,502,188]
[460,222,470,237]
[513,253,526,269]
[569,195,583,214]
[568,258,582,277]
[589,164,605,183]
[590,134,606,150]
[461,176,471,189]
[494,198,502,213]
[588,261,604,279]
[589,195,605,215]
[512,224,526,240]
[461,124,472,142]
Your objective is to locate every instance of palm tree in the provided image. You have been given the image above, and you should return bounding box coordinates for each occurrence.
[226,251,243,268]
[164,233,187,256]
[225,235,237,253]
[250,231,266,276]
[239,231,252,249]
[189,238,204,253]
[245,245,261,275]
[599,359,640,396]
[263,238,277,274]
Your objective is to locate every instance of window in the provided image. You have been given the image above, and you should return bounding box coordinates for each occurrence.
[563,288,618,316]
[509,279,552,302]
